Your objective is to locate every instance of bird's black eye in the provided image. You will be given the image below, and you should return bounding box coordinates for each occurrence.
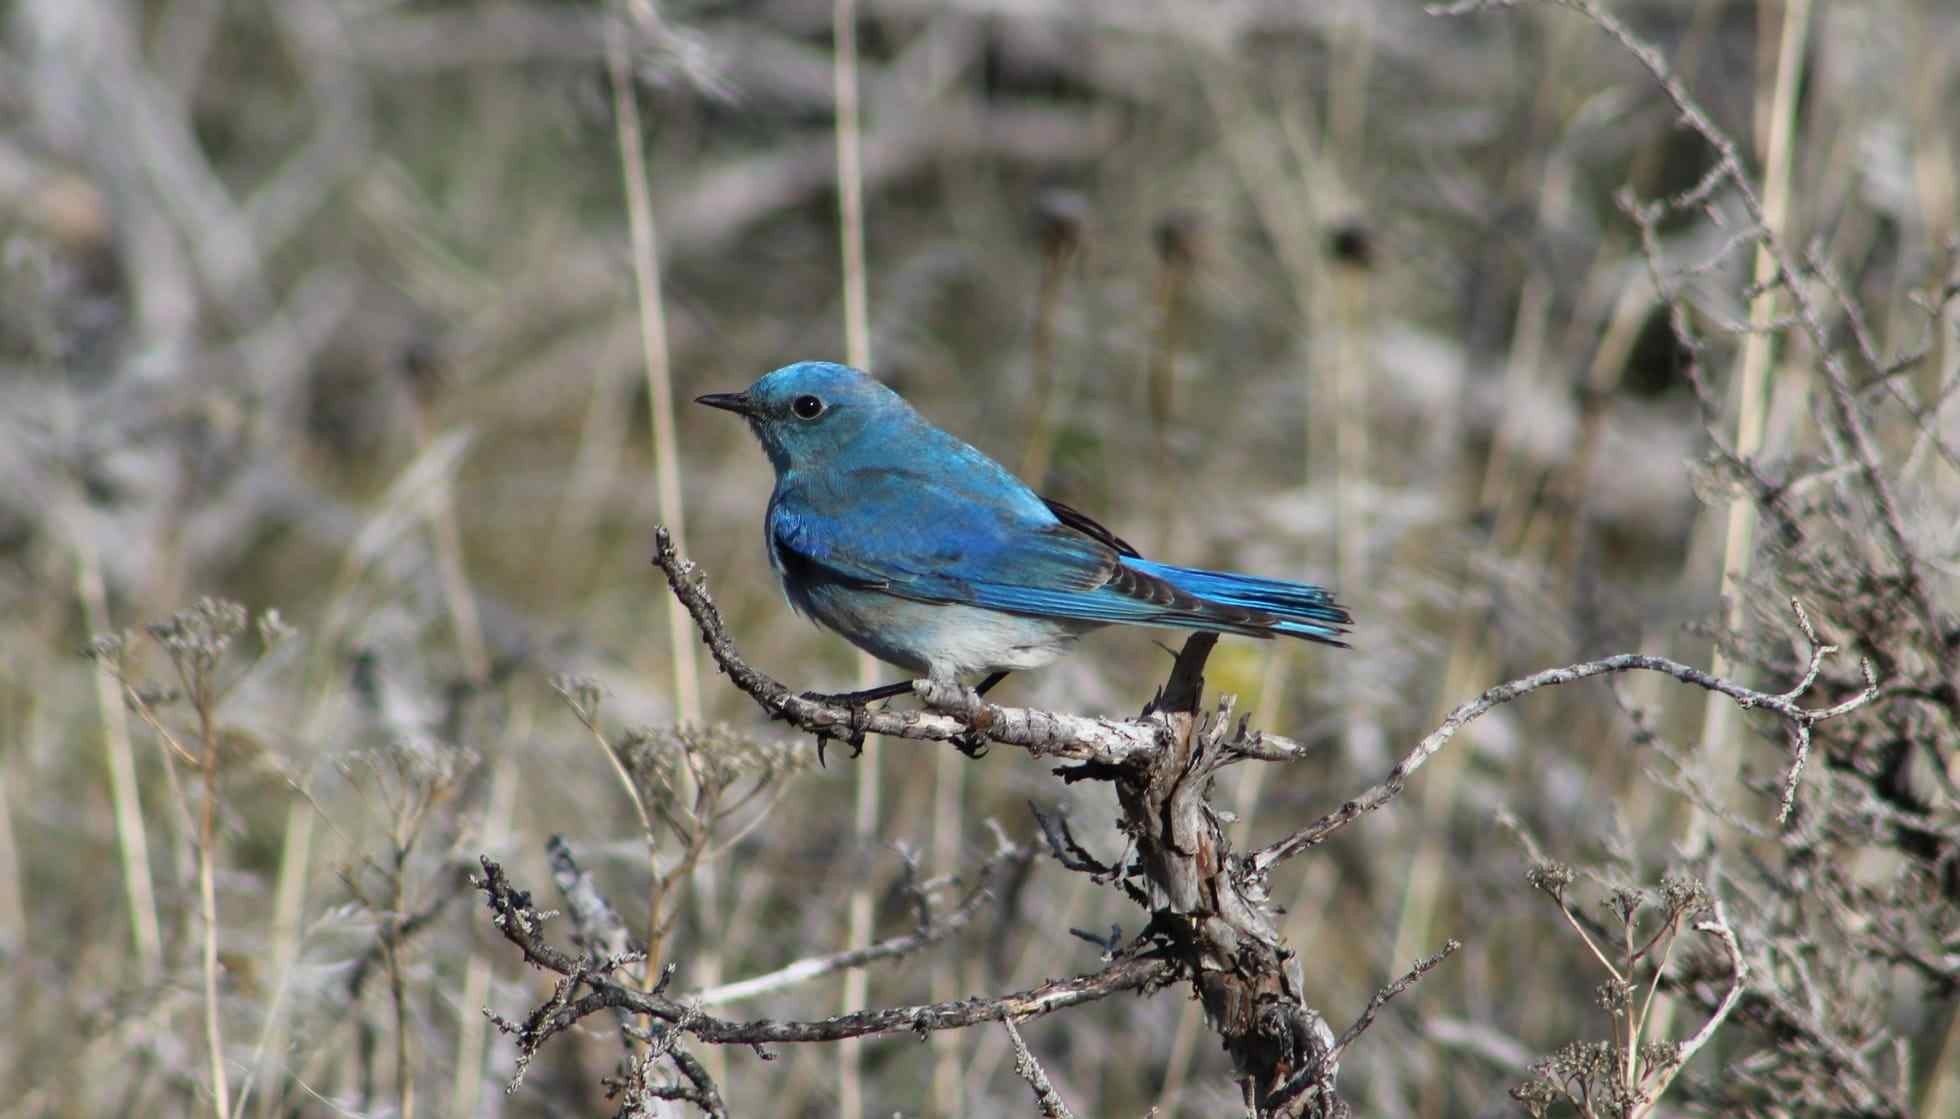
[791,394,826,420]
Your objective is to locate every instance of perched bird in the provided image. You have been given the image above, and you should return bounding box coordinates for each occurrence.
[697,361,1349,705]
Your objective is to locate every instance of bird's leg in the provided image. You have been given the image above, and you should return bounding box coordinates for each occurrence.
[802,673,1009,762]
[800,679,917,707]
[804,672,1005,708]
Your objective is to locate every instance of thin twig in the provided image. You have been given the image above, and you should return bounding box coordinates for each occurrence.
[1266,940,1460,1113]
[1554,898,1626,985]
[689,840,1030,1007]
[1253,602,1877,871]
[1633,899,1747,1117]
[1002,1020,1075,1119]
[1539,0,1953,691]
[1331,939,1463,1064]
[475,856,1170,1051]
[666,1046,731,1119]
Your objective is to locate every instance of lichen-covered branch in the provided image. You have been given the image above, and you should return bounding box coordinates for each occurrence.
[1003,1019,1075,1119]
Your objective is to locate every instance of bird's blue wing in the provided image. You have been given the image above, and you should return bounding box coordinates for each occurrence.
[768,464,1115,603]
[768,463,1347,645]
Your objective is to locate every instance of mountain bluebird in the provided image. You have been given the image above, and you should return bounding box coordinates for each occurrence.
[697,361,1348,705]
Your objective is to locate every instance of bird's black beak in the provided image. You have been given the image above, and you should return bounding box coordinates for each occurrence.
[694,391,754,416]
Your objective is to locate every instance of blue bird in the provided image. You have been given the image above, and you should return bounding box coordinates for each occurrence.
[697,361,1348,709]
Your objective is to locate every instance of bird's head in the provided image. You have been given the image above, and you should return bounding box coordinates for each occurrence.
[695,361,908,474]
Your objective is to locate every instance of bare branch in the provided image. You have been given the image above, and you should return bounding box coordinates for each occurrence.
[1266,940,1460,1117]
[641,534,1869,1114]
[608,1002,721,1119]
[688,839,1032,1007]
[1637,900,1746,1112]
[1252,605,1877,871]
[475,855,1171,1053]
[1532,0,1956,689]
[664,1047,730,1119]
[1028,802,1117,877]
[546,833,638,970]
[1616,188,1808,553]
[1003,1019,1075,1119]
[661,527,1875,920]
[1331,940,1462,1065]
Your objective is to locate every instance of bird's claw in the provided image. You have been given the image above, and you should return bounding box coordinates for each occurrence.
[813,727,867,768]
[782,692,869,766]
[915,679,994,758]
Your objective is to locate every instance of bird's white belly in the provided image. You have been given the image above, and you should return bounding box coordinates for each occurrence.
[791,584,1091,683]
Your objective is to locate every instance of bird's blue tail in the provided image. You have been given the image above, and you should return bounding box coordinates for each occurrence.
[1123,558,1351,647]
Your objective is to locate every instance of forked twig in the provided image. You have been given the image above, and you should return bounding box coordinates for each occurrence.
[1253,599,1876,871]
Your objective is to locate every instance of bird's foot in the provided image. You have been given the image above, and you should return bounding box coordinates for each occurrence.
[777,690,876,766]
[811,725,867,767]
[914,679,994,758]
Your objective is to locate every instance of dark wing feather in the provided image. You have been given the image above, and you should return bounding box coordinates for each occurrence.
[1041,495,1141,558]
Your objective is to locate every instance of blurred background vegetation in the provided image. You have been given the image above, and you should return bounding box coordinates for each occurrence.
[2,0,1956,1116]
